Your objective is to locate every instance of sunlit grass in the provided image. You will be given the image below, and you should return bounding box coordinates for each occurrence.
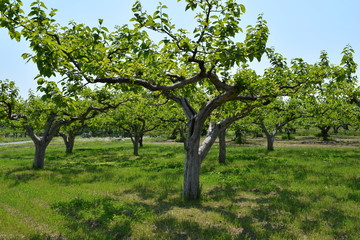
[0,139,359,239]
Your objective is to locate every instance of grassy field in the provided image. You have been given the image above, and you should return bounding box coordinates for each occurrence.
[0,138,359,239]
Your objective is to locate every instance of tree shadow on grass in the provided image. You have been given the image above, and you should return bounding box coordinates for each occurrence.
[118,182,260,239]
[122,172,182,201]
[43,168,358,240]
[51,197,154,240]
[153,216,233,240]
[2,166,40,187]
[2,145,183,189]
[2,163,115,187]
[204,187,312,239]
[51,194,242,239]
[207,184,360,238]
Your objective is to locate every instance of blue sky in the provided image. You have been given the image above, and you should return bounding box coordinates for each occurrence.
[1,0,359,97]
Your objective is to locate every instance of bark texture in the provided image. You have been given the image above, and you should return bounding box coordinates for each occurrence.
[33,142,46,169]
[183,143,202,200]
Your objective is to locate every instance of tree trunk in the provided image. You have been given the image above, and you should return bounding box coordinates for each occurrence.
[287,131,291,140]
[234,128,245,144]
[333,126,340,134]
[131,135,140,156]
[318,126,331,141]
[235,129,242,139]
[265,133,275,151]
[33,142,46,169]
[260,123,276,151]
[183,141,201,200]
[183,122,223,200]
[218,128,226,164]
[60,132,76,153]
[66,136,75,153]
[139,134,143,147]
[179,98,255,200]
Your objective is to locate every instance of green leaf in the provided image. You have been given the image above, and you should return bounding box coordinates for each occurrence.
[21,53,31,60]
[240,4,246,13]
[37,78,45,85]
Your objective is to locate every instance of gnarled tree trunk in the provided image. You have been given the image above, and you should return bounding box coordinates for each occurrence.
[59,132,76,153]
[183,139,202,200]
[131,134,141,156]
[183,119,211,200]
[260,123,277,151]
[183,121,227,200]
[33,142,47,169]
[265,133,276,151]
[24,114,64,169]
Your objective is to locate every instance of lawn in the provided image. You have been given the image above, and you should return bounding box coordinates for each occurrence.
[0,138,359,239]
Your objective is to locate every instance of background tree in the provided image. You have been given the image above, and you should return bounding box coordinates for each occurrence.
[1,79,122,168]
[254,97,314,151]
[58,121,85,153]
[302,47,358,141]
[56,87,121,154]
[104,91,178,156]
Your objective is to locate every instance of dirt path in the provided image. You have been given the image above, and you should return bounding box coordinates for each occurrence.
[0,141,32,146]
[143,136,360,149]
[243,136,360,149]
[1,136,359,149]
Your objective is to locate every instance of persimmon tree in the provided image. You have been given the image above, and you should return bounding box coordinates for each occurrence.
[1,0,320,199]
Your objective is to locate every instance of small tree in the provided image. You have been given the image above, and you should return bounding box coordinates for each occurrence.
[251,97,313,151]
[105,92,178,156]
[58,121,85,153]
[304,47,358,141]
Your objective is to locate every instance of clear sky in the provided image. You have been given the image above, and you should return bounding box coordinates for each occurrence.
[1,0,359,97]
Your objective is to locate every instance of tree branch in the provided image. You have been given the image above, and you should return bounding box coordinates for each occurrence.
[94,73,205,92]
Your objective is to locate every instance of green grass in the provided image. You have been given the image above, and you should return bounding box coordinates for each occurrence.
[0,136,30,143]
[0,139,359,239]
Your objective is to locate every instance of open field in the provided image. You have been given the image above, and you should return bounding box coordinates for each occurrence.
[0,137,359,239]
